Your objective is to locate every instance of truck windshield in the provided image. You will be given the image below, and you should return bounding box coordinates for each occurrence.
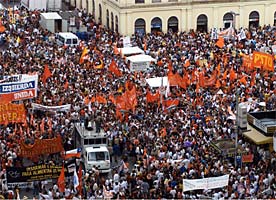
[87,151,109,161]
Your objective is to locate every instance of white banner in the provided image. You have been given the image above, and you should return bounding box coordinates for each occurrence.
[273,134,276,152]
[183,174,229,192]
[31,103,71,112]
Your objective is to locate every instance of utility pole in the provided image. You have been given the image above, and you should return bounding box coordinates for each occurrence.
[235,85,239,168]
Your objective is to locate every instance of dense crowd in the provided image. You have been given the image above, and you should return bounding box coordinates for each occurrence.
[0,6,275,200]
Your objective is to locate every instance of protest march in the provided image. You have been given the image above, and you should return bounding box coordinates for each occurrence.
[0,5,275,200]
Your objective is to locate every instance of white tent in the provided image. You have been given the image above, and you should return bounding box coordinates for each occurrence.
[146,77,168,88]
[118,47,144,57]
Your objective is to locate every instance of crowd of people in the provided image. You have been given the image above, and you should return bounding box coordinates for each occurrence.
[0,5,275,200]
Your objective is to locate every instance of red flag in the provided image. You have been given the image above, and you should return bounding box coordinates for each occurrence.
[229,68,237,82]
[42,65,52,84]
[77,165,82,196]
[216,37,225,48]
[108,60,122,77]
[146,90,160,103]
[57,164,65,193]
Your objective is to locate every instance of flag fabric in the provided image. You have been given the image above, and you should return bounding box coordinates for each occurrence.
[108,60,122,77]
[57,164,65,193]
[77,165,82,196]
[184,59,190,67]
[42,65,52,84]
[216,37,224,48]
[65,148,82,160]
[160,128,167,137]
[73,168,79,189]
[94,59,104,69]
[239,75,247,85]
[229,68,237,82]
[146,90,160,103]
[79,47,88,64]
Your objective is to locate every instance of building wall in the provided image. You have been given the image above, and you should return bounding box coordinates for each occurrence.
[75,0,276,35]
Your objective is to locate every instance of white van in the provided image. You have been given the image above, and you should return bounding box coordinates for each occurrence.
[56,32,79,46]
[84,146,111,173]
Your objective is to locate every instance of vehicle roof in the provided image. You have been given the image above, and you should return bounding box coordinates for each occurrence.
[57,32,78,39]
[85,146,109,152]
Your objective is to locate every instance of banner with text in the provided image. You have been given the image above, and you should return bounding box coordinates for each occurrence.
[6,164,65,183]
[183,174,229,192]
[31,103,71,112]
[252,51,274,71]
[0,74,38,102]
[20,136,64,157]
[0,103,26,125]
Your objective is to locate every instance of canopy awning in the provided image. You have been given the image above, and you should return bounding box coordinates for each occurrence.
[243,124,273,145]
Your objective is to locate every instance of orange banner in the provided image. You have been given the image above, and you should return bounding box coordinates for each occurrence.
[0,103,26,125]
[20,136,64,157]
[242,54,253,70]
[242,154,254,163]
[252,51,274,71]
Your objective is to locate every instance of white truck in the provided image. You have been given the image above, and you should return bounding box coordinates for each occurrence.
[74,122,111,174]
[21,0,62,11]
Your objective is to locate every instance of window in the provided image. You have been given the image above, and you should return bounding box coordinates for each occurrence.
[152,0,161,3]
[73,39,78,44]
[66,39,72,44]
[87,151,109,161]
[135,18,146,35]
[135,0,144,3]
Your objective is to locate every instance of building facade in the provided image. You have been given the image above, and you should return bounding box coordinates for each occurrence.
[69,0,276,36]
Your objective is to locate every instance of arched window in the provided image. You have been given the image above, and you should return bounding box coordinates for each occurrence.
[134,18,146,35]
[167,16,178,33]
[197,14,208,32]
[249,11,259,29]
[151,17,162,33]
[223,12,234,28]
[99,4,102,23]
[115,16,119,32]
[106,9,109,28]
[111,12,114,31]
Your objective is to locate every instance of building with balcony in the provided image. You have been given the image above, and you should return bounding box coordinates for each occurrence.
[68,0,276,35]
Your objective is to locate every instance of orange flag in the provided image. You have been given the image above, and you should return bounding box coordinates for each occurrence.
[146,90,160,103]
[58,164,65,193]
[215,79,221,88]
[239,75,247,85]
[229,68,237,82]
[42,65,52,84]
[79,47,88,64]
[216,37,225,48]
[94,59,104,69]
[184,59,190,67]
[108,60,122,77]
[167,61,173,73]
[96,95,107,104]
[160,128,167,137]
[216,63,221,77]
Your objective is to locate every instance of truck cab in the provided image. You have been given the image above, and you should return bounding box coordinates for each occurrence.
[83,146,111,173]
